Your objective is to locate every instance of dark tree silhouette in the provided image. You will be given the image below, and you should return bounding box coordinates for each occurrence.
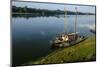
[12,6,95,16]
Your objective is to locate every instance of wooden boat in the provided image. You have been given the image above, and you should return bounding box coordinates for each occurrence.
[50,7,86,48]
[50,33,86,47]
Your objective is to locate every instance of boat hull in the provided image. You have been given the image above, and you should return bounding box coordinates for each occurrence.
[51,36,86,48]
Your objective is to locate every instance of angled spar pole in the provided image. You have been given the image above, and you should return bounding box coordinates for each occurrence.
[64,7,67,34]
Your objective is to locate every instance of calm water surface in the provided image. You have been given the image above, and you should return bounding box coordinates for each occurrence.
[12,15,95,65]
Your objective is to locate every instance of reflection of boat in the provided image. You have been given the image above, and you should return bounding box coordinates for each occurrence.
[51,7,85,48]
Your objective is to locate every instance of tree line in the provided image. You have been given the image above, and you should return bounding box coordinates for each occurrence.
[12,6,95,16]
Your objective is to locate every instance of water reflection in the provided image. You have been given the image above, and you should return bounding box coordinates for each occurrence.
[12,15,95,66]
[12,14,72,19]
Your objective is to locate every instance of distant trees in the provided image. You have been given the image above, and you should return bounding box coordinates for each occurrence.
[12,6,64,15]
[12,6,95,16]
[12,6,28,13]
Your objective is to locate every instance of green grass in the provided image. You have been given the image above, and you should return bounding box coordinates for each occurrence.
[27,36,96,65]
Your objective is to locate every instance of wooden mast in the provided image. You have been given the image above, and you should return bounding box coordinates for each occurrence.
[75,7,77,34]
[64,7,67,34]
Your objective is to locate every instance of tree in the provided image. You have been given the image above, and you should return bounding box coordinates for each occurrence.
[23,6,28,13]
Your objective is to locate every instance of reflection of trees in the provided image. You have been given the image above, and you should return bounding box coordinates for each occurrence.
[12,14,64,19]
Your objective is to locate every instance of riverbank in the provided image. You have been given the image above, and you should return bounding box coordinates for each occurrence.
[26,36,96,65]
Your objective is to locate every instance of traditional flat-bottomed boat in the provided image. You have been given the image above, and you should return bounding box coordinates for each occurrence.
[50,7,86,48]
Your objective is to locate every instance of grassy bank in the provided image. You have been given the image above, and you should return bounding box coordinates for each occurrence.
[27,36,96,65]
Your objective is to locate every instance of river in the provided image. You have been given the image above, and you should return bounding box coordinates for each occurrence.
[12,15,95,66]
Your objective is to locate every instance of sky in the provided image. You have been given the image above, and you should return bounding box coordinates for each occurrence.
[12,1,95,13]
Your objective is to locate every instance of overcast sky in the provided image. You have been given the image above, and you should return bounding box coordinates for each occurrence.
[12,1,95,13]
